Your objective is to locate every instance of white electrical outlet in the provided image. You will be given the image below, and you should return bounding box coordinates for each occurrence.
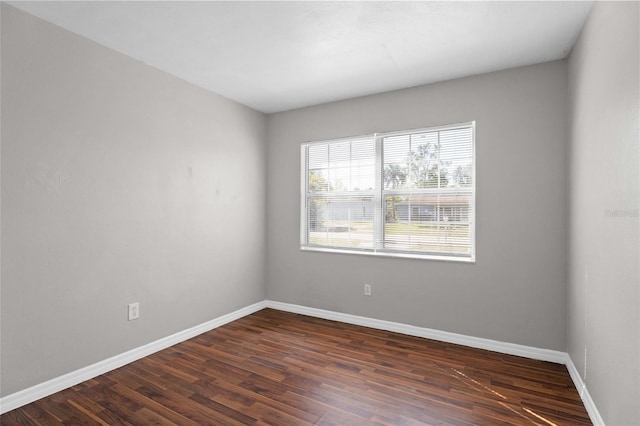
[128,302,140,321]
[364,284,372,296]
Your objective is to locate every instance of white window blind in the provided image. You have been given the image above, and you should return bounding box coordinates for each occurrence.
[301,122,475,261]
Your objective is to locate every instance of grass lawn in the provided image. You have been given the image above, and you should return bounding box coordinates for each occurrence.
[308,220,470,253]
[384,221,469,238]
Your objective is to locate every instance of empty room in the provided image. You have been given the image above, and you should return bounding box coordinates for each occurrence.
[1,1,638,425]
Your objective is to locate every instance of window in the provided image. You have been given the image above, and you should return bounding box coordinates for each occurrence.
[301,122,475,262]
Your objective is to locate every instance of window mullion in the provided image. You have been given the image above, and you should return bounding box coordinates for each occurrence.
[300,146,308,246]
[374,134,383,251]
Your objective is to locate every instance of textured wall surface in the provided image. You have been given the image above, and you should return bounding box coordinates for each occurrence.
[568,2,640,424]
[267,61,568,351]
[1,5,266,396]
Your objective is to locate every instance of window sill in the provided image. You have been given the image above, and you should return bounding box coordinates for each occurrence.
[300,245,475,263]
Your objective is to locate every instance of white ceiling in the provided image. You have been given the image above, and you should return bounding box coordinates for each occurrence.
[9,1,593,113]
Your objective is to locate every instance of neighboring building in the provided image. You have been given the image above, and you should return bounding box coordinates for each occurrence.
[392,195,471,223]
[310,194,471,229]
[310,198,373,230]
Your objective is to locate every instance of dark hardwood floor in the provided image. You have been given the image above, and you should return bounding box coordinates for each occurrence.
[1,308,591,425]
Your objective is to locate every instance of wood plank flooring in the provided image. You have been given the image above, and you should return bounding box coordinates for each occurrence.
[1,308,591,425]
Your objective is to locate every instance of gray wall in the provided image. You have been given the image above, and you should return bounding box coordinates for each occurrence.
[567,2,639,425]
[267,61,568,350]
[1,5,266,396]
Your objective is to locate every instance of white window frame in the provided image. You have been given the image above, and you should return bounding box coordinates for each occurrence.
[301,122,475,262]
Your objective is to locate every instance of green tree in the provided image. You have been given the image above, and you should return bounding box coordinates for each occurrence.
[309,170,328,192]
[383,164,407,222]
[383,164,407,189]
[452,165,472,187]
[308,171,327,230]
[407,143,450,188]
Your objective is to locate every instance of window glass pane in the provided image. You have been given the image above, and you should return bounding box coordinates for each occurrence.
[329,141,350,163]
[439,127,473,188]
[351,165,375,191]
[309,138,375,192]
[308,170,329,192]
[384,131,447,189]
[383,129,473,191]
[308,196,374,249]
[409,132,442,189]
[384,194,472,255]
[328,167,350,191]
[308,144,328,170]
[351,138,375,165]
[383,134,410,190]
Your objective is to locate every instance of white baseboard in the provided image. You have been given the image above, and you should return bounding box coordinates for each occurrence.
[1,299,605,426]
[0,301,267,414]
[565,355,606,426]
[265,300,567,363]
